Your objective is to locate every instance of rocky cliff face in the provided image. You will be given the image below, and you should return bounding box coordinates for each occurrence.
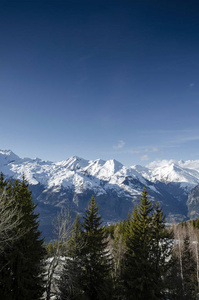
[187,184,199,219]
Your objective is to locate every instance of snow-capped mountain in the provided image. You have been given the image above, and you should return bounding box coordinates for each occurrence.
[146,160,199,188]
[1,150,199,239]
[2,150,199,193]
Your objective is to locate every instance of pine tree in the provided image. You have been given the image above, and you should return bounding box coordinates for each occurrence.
[171,229,198,300]
[79,196,113,300]
[0,175,46,300]
[67,214,83,255]
[150,201,173,299]
[122,188,172,300]
[58,214,86,300]
[46,241,55,257]
[0,175,15,299]
[0,172,7,190]
[195,218,199,229]
[182,233,197,299]
[122,188,154,299]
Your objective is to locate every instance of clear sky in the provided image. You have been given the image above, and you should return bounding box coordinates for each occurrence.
[1,0,199,166]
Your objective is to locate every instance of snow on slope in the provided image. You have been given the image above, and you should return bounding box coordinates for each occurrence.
[0,150,20,164]
[1,150,199,197]
[145,160,199,189]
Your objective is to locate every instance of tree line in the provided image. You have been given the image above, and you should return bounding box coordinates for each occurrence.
[1,172,199,299]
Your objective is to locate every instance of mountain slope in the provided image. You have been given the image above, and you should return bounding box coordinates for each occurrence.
[1,150,199,239]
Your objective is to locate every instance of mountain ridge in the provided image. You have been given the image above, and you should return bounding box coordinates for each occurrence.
[1,149,199,239]
[2,149,199,190]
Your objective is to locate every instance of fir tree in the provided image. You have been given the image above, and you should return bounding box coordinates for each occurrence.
[122,188,172,300]
[151,201,173,299]
[58,214,86,300]
[0,175,46,300]
[0,179,15,299]
[68,214,83,256]
[77,196,113,299]
[195,218,199,229]
[0,172,7,190]
[60,196,114,299]
[122,188,153,299]
[46,241,55,257]
[182,233,197,299]
[172,230,198,300]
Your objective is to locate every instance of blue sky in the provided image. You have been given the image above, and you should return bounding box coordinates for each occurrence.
[1,0,199,166]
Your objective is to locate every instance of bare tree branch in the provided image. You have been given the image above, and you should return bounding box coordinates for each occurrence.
[45,208,73,300]
[0,190,26,254]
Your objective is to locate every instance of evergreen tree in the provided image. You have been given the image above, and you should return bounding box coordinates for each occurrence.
[0,172,7,190]
[122,188,172,300]
[0,175,16,299]
[151,201,173,299]
[68,214,83,255]
[195,218,199,229]
[60,196,114,300]
[46,241,55,257]
[58,214,86,300]
[171,230,198,300]
[0,175,46,300]
[122,188,153,300]
[81,195,113,300]
[182,233,197,299]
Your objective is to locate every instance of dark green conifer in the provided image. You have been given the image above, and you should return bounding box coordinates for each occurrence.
[151,201,173,299]
[123,188,154,300]
[182,233,197,299]
[195,218,199,229]
[46,241,54,257]
[59,196,114,300]
[172,231,198,300]
[0,172,7,190]
[0,175,14,299]
[122,188,173,300]
[80,196,113,299]
[0,175,46,300]
[58,214,86,300]
[60,196,114,300]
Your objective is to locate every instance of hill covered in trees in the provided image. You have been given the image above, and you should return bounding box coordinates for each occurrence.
[1,173,199,299]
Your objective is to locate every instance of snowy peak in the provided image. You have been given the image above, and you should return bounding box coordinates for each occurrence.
[56,156,89,171]
[84,159,106,176]
[3,149,199,230]
[88,159,123,181]
[146,159,199,187]
[107,159,123,172]
[131,165,151,180]
[0,150,20,166]
[1,150,199,197]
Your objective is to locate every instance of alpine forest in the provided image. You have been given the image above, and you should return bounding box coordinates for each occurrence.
[1,173,199,299]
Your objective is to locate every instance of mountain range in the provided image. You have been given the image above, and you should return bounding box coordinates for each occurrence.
[1,149,199,239]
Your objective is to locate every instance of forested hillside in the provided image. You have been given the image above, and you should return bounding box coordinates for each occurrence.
[1,173,199,299]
